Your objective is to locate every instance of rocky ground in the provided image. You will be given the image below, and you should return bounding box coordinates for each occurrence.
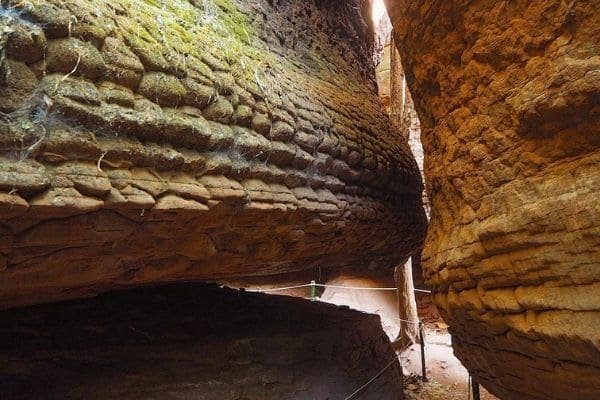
[401,327,498,400]
[398,293,497,400]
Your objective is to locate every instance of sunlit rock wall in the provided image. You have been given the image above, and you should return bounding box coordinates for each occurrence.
[385,0,600,399]
[0,0,426,308]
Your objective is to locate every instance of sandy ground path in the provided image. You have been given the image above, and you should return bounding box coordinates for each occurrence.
[400,329,498,400]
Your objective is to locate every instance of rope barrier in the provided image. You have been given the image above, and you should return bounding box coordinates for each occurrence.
[316,283,396,291]
[248,283,428,325]
[317,283,431,294]
[343,355,401,400]
[247,282,432,294]
[250,283,313,292]
[390,316,422,325]
[414,288,432,293]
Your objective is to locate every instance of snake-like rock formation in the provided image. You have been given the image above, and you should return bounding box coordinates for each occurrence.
[385,0,599,398]
[0,0,427,309]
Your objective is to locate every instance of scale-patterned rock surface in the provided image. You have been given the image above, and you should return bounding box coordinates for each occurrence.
[385,0,600,398]
[0,0,426,308]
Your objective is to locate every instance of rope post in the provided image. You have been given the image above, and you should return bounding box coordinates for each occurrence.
[472,377,481,400]
[310,280,316,301]
[418,321,428,382]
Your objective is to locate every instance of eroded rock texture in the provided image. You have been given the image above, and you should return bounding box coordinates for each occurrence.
[0,283,403,399]
[0,0,426,308]
[385,0,600,398]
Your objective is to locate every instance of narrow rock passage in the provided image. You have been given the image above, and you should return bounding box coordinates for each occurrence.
[306,276,499,399]
[2,0,597,398]
[401,329,497,400]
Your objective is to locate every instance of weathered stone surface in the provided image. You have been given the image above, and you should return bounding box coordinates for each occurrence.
[385,0,600,398]
[46,37,107,79]
[0,0,426,308]
[0,283,403,399]
[138,72,187,107]
[100,36,145,89]
[5,23,46,65]
[0,59,38,113]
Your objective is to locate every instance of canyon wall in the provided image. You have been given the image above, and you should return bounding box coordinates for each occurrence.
[385,0,600,399]
[376,35,428,216]
[0,283,402,399]
[0,0,426,308]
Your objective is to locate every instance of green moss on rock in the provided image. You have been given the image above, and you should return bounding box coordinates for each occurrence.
[138,72,187,107]
[203,96,234,124]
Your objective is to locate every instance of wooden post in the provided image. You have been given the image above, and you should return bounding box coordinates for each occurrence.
[418,321,428,382]
[394,259,420,350]
[472,378,481,400]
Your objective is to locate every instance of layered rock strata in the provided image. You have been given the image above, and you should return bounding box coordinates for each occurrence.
[0,0,426,308]
[0,283,403,399]
[385,0,600,398]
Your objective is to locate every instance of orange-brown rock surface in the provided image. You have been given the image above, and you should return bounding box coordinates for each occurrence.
[0,0,427,308]
[385,0,599,398]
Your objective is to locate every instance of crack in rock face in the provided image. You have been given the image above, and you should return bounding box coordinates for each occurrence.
[385,0,600,399]
[0,0,427,308]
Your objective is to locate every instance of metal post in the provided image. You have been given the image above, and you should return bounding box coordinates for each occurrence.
[418,321,428,382]
[472,378,481,400]
[310,280,316,301]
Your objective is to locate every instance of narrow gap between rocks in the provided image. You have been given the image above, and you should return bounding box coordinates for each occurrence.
[1,0,597,399]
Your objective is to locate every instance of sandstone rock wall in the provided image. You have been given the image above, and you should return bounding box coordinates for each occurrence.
[385,0,600,399]
[0,0,426,308]
[376,35,428,217]
[0,283,403,399]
